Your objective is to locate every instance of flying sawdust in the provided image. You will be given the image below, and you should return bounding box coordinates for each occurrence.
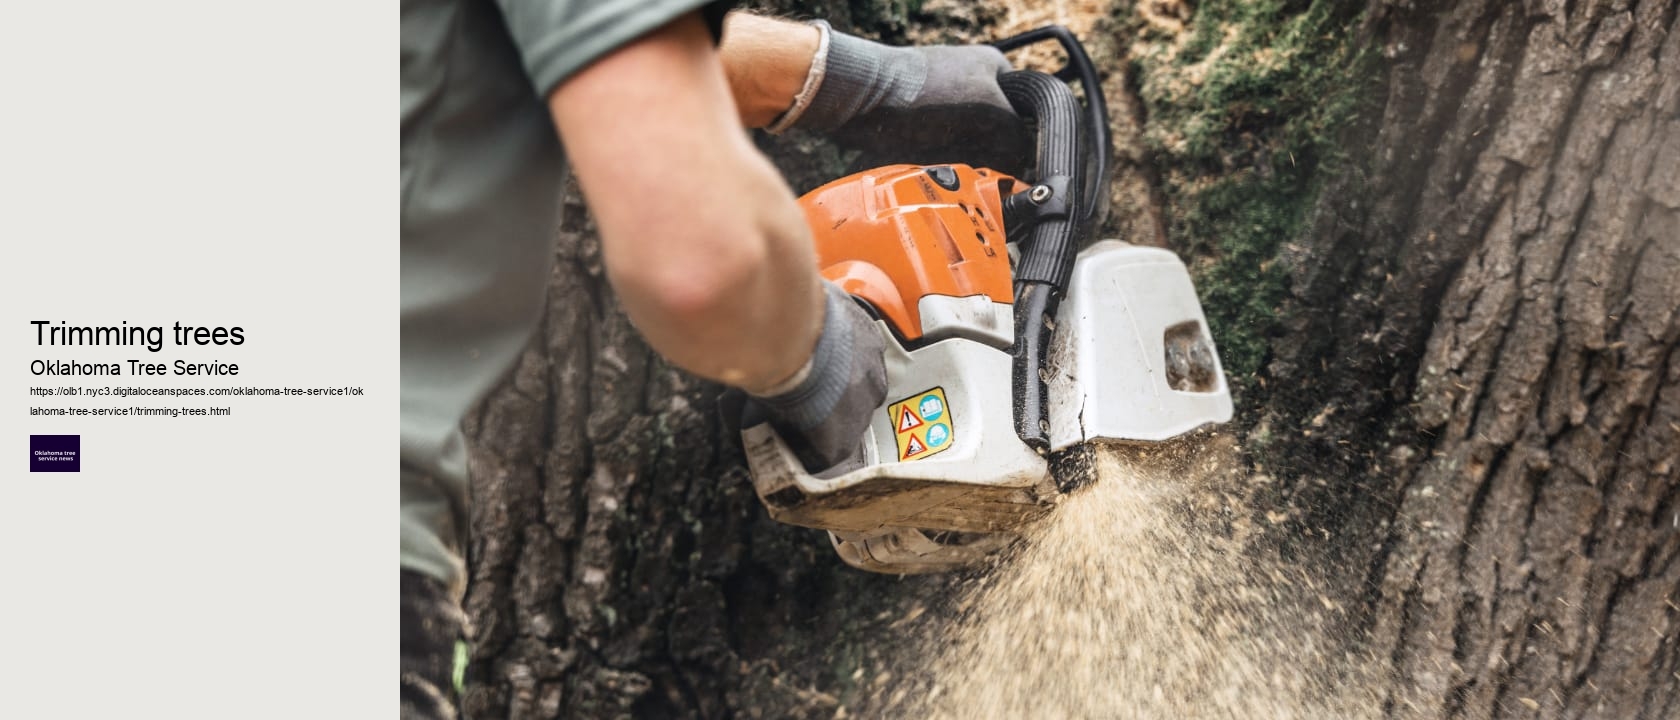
[894,445,1388,719]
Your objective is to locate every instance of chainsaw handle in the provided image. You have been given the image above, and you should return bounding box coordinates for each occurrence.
[993,25,1112,229]
[998,69,1088,452]
[999,71,1083,290]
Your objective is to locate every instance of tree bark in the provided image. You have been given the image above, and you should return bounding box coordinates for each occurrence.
[458,1,1680,718]
[1266,1,1680,717]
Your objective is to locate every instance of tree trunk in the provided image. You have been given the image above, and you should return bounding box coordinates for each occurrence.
[458,1,1679,718]
[1268,1,1680,717]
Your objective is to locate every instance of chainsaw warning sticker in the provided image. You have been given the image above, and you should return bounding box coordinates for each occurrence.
[887,387,954,462]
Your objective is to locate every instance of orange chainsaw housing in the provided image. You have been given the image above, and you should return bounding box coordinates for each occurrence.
[799,164,1019,341]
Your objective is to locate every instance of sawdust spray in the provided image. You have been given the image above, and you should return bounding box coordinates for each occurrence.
[898,445,1387,719]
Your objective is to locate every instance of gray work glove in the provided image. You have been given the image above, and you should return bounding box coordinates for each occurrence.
[779,22,1029,174]
[748,281,887,473]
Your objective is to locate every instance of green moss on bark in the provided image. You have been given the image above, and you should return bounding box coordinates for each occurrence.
[1121,0,1374,392]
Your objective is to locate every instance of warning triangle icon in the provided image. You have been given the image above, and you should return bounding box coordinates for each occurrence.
[897,407,923,432]
[903,434,927,458]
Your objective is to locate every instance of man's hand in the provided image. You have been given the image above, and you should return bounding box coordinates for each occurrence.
[748,282,887,472]
[555,11,895,472]
[781,24,1029,173]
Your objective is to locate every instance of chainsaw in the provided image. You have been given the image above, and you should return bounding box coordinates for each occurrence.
[740,27,1233,573]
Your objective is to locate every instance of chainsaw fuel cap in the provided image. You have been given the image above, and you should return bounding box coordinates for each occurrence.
[924,165,960,191]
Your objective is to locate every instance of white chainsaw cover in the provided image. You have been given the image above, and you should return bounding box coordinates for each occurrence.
[1047,240,1233,450]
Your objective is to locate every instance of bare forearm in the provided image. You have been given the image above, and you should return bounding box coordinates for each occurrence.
[550,13,821,393]
[604,145,823,394]
[718,13,819,128]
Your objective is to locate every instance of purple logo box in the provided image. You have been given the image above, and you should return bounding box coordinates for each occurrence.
[30,435,80,472]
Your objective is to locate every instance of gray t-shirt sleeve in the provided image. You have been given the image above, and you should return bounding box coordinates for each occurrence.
[495,0,730,96]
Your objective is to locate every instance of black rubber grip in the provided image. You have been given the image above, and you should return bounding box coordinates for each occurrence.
[999,71,1083,290]
[1010,281,1057,451]
[1000,71,1087,451]
[992,29,1111,456]
[992,24,1112,229]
